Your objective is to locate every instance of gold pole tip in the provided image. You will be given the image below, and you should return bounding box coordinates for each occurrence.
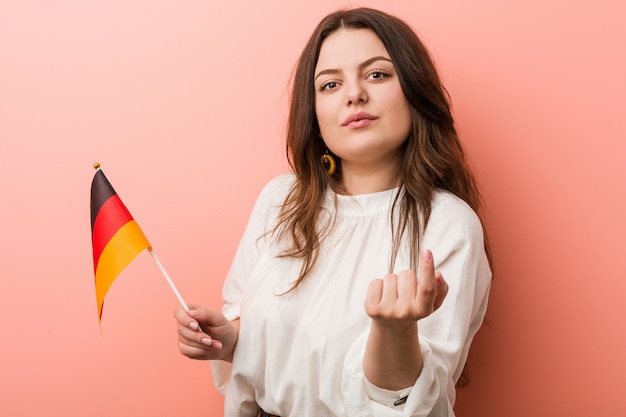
[93,163,101,170]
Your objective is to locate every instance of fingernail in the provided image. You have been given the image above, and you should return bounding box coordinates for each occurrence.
[212,341,223,350]
[436,273,446,286]
[189,321,198,330]
[188,310,199,317]
[201,337,212,346]
[422,249,432,261]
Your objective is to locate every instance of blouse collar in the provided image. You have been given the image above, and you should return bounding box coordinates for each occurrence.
[326,186,402,216]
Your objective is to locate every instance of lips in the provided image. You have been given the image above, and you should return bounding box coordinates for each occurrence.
[342,112,377,128]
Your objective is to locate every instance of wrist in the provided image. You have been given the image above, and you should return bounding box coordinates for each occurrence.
[370,318,418,338]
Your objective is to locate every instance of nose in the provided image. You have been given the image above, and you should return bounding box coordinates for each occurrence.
[345,79,368,105]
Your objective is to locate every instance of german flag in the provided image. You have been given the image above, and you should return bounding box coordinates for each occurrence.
[91,165,151,321]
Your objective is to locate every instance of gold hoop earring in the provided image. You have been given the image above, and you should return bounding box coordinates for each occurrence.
[321,150,336,175]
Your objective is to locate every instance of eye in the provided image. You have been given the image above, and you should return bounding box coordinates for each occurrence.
[320,80,340,91]
[366,69,390,81]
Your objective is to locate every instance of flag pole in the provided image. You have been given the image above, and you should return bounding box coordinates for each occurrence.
[147,247,191,312]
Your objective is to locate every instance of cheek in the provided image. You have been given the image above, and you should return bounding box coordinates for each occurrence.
[390,95,412,133]
[314,98,323,123]
[401,104,412,135]
[315,98,334,132]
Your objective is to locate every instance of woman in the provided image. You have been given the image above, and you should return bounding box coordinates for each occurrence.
[174,7,491,417]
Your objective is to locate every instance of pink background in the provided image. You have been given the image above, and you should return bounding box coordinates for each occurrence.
[1,1,624,416]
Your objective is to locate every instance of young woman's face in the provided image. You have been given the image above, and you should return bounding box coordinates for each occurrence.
[314,28,411,173]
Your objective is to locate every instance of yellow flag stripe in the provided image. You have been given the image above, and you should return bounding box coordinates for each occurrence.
[95,220,151,319]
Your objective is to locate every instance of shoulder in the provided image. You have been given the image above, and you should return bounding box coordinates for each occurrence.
[423,191,488,268]
[250,173,295,216]
[428,190,484,236]
[240,173,295,234]
[257,173,295,204]
[260,172,296,193]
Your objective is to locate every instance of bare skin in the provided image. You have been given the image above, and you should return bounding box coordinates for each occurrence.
[363,250,448,391]
[174,306,239,363]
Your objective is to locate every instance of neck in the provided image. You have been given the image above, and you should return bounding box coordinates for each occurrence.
[338,162,401,195]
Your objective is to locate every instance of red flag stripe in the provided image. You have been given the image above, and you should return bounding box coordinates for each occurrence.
[94,219,151,319]
[92,194,134,271]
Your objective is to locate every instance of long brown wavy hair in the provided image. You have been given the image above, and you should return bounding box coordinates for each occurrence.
[275,9,492,385]
[276,7,491,278]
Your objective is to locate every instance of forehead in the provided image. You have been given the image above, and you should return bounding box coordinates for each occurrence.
[315,28,390,70]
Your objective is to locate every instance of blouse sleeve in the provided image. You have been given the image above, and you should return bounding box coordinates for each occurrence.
[341,192,492,416]
[211,174,294,394]
[220,174,294,321]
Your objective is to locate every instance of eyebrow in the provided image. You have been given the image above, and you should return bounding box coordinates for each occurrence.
[314,56,393,82]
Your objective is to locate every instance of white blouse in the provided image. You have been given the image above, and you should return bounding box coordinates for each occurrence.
[211,174,491,417]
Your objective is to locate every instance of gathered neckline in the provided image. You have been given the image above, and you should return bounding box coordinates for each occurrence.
[326,186,402,216]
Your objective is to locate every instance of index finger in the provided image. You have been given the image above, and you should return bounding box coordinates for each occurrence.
[173,304,203,330]
[417,249,437,303]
